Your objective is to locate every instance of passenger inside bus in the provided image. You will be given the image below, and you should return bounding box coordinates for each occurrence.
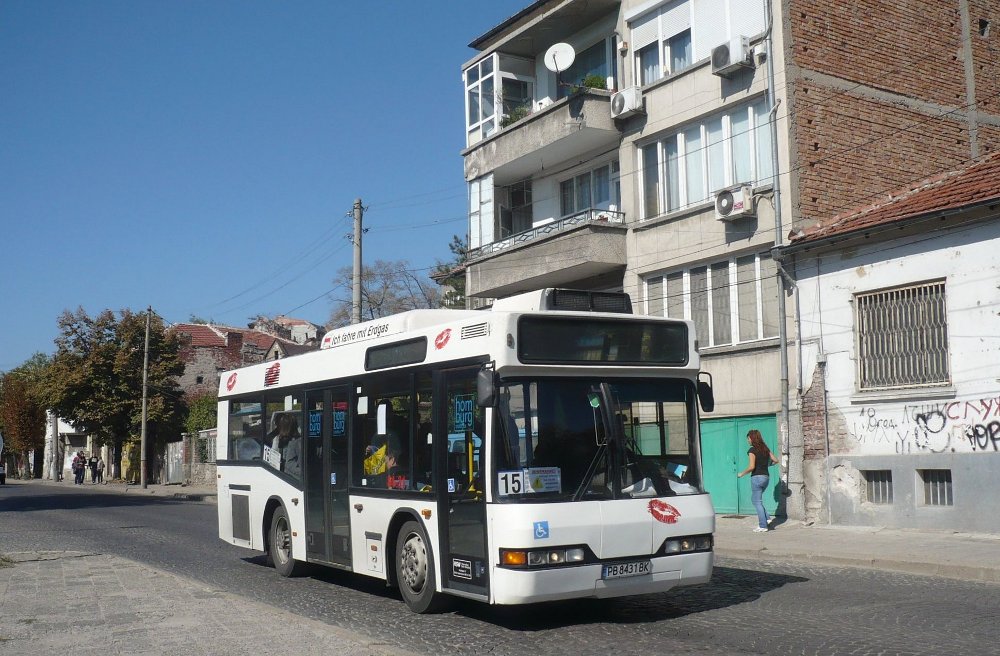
[267,412,302,479]
[364,402,409,489]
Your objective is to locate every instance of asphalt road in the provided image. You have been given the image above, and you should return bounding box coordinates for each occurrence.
[3,482,999,655]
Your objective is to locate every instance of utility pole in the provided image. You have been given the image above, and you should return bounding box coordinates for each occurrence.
[140,305,151,489]
[351,198,364,325]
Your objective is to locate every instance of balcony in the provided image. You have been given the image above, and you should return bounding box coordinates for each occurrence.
[466,208,627,299]
[464,88,618,186]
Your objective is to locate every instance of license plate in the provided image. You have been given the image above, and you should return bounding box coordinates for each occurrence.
[601,560,651,580]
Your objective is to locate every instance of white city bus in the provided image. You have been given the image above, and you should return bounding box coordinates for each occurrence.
[216,288,716,612]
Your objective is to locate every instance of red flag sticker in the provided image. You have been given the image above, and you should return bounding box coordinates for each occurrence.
[264,362,281,387]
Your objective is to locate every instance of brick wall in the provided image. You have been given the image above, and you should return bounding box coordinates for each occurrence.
[800,362,828,461]
[786,0,1000,225]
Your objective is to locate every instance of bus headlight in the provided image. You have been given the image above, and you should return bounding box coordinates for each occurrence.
[502,546,590,569]
[662,534,713,555]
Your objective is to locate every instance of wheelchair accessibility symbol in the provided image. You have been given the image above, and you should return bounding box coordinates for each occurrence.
[533,521,549,540]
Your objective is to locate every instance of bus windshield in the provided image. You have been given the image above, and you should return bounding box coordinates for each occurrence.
[493,378,701,502]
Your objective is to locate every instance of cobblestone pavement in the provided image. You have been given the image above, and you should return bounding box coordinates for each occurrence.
[0,550,419,656]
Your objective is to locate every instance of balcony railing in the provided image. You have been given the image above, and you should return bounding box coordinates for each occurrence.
[469,208,625,261]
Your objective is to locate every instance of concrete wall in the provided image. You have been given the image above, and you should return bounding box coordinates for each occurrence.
[794,217,1000,530]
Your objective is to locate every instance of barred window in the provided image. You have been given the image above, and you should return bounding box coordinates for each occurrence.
[855,281,949,390]
[863,470,893,504]
[919,469,953,506]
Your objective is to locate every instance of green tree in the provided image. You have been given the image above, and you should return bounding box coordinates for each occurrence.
[45,307,185,481]
[0,353,50,478]
[185,393,218,434]
[431,234,468,309]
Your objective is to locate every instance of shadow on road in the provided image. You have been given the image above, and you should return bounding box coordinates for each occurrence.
[241,554,401,602]
[1,488,192,513]
[450,565,808,630]
[242,546,808,631]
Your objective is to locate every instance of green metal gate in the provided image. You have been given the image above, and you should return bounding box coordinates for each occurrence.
[700,415,778,516]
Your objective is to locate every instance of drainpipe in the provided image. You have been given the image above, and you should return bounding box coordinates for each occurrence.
[764,0,791,501]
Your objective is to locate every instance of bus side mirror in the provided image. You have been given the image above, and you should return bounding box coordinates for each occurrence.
[697,373,715,413]
[477,367,498,408]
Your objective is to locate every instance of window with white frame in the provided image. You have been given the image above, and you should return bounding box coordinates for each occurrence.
[855,281,950,390]
[645,252,778,348]
[630,1,694,85]
[559,162,620,216]
[468,174,494,249]
[465,56,497,146]
[639,98,773,219]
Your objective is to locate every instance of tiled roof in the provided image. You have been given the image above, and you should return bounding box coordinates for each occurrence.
[173,323,227,347]
[790,153,1000,246]
[172,323,297,350]
[273,316,319,328]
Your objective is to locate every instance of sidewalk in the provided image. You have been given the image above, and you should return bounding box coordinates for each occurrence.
[713,515,1000,583]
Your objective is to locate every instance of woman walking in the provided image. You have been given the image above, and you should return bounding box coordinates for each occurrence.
[737,429,780,532]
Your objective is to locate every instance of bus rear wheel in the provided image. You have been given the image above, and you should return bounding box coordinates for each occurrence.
[395,520,444,613]
[269,505,303,577]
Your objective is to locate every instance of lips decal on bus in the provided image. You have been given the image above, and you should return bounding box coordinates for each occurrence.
[647,499,681,524]
[434,328,452,350]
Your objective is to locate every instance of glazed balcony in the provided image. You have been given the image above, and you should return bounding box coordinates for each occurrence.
[462,89,618,184]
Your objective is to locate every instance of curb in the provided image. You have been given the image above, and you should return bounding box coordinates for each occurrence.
[715,547,1000,584]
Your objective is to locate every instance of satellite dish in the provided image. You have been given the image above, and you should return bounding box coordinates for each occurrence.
[543,42,576,73]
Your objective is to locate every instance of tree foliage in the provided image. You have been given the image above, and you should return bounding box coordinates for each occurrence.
[45,308,186,460]
[185,393,218,434]
[431,234,468,309]
[0,353,50,476]
[327,259,440,328]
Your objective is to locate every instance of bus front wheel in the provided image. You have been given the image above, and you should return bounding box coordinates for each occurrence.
[395,520,444,613]
[269,505,303,577]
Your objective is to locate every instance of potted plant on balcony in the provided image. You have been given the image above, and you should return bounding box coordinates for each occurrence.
[500,103,531,128]
[579,74,607,91]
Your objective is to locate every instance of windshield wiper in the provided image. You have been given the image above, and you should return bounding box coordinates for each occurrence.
[573,443,608,501]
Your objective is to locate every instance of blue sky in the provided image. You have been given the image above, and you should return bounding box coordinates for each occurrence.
[0,1,526,371]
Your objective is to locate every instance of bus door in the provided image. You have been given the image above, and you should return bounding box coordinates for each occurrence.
[435,366,488,599]
[303,386,352,566]
[304,390,328,560]
[328,386,352,564]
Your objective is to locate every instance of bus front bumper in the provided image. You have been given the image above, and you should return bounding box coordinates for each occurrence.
[489,551,713,606]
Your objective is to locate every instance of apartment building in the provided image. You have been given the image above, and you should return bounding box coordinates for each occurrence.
[459,0,999,527]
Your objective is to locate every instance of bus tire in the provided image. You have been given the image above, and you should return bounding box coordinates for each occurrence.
[395,519,444,613]
[269,505,303,577]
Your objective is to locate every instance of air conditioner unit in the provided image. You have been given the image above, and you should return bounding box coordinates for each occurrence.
[715,185,755,221]
[711,36,753,77]
[611,86,644,119]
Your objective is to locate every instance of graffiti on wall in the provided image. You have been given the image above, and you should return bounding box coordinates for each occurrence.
[850,396,1000,454]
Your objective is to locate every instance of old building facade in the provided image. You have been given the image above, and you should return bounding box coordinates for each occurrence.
[459,0,1000,527]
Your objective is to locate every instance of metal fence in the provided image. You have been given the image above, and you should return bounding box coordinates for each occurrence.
[467,208,625,261]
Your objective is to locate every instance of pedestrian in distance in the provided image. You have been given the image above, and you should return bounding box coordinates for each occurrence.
[89,453,99,484]
[96,456,105,484]
[73,452,85,485]
[737,429,780,532]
